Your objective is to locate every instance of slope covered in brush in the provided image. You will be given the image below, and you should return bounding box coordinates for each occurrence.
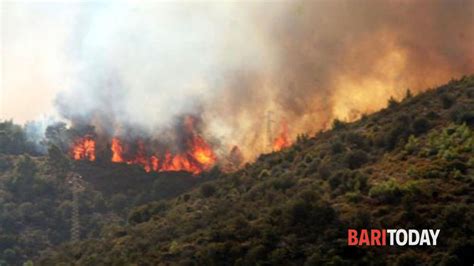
[0,148,216,265]
[41,76,474,265]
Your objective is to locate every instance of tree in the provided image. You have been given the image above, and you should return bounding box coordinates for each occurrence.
[45,122,68,150]
[48,144,71,176]
[388,96,399,108]
[404,88,413,100]
[0,120,28,154]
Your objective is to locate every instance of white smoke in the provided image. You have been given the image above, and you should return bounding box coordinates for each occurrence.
[54,2,275,134]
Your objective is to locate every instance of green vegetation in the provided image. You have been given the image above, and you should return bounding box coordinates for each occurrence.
[0,152,210,265]
[0,76,473,265]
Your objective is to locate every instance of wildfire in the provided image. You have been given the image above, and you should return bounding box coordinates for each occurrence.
[273,121,291,151]
[71,135,96,161]
[79,116,218,175]
[107,135,215,174]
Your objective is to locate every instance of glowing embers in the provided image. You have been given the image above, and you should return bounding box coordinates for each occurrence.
[71,135,96,161]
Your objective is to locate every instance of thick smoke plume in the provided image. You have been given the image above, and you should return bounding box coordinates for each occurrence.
[6,1,473,161]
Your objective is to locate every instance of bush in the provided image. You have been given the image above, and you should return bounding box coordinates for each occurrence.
[258,169,271,179]
[387,96,399,108]
[317,163,331,179]
[286,200,336,228]
[110,194,128,212]
[330,141,344,154]
[369,179,403,204]
[200,183,217,198]
[440,93,456,109]
[411,118,431,135]
[272,177,296,191]
[332,119,347,130]
[384,124,410,150]
[344,150,369,169]
[328,170,368,194]
[344,132,367,149]
[450,107,474,125]
[404,89,413,100]
[424,123,473,161]
[404,135,419,155]
[426,111,440,120]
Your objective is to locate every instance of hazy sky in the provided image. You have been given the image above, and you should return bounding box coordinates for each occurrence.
[1,2,77,122]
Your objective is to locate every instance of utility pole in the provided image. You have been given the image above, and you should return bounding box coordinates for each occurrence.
[67,172,85,242]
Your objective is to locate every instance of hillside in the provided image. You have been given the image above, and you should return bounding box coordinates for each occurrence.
[0,148,217,265]
[37,76,474,265]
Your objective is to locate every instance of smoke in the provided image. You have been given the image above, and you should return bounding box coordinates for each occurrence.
[205,0,474,157]
[55,2,274,136]
[3,1,474,160]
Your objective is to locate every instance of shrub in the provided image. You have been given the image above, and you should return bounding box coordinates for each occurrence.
[258,169,271,179]
[271,177,295,191]
[369,179,403,204]
[440,93,456,109]
[200,183,217,198]
[387,96,399,108]
[328,170,368,194]
[344,132,367,149]
[317,163,331,179]
[411,118,431,135]
[466,87,474,98]
[404,135,419,154]
[426,111,440,120]
[286,200,336,228]
[332,119,347,130]
[424,123,473,161]
[128,205,152,225]
[384,124,411,150]
[404,89,413,100]
[450,107,474,125]
[344,150,369,169]
[345,191,361,203]
[330,141,344,154]
[303,154,313,164]
[110,194,128,212]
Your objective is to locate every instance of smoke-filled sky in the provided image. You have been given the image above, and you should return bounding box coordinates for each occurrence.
[2,0,474,158]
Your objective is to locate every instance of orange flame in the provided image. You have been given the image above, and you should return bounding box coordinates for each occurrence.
[111,137,124,163]
[72,135,96,161]
[106,131,216,174]
[150,155,159,172]
[72,117,217,175]
[273,121,291,151]
[189,135,216,168]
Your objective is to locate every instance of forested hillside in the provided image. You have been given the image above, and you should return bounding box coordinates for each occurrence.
[0,137,217,265]
[35,76,474,265]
